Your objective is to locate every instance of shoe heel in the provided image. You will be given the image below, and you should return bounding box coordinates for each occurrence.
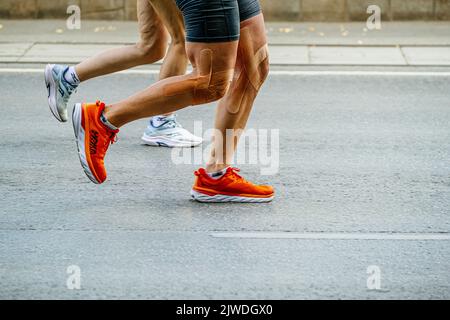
[45,64,63,122]
[72,103,82,139]
[72,103,101,185]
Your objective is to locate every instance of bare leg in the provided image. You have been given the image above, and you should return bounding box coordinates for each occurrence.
[151,0,188,80]
[148,0,188,116]
[103,41,238,128]
[206,14,269,172]
[75,0,170,82]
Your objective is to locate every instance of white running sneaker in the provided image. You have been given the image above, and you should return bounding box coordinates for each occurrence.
[45,64,78,122]
[141,115,202,148]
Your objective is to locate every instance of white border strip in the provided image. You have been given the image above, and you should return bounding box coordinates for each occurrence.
[211,232,450,240]
[271,71,450,76]
[1,68,450,77]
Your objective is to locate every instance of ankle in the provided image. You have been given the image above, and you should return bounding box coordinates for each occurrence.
[101,107,120,130]
[63,66,80,86]
[206,164,229,174]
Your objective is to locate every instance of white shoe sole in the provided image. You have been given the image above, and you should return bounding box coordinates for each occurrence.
[142,133,202,148]
[72,103,100,184]
[45,64,66,122]
[190,189,274,203]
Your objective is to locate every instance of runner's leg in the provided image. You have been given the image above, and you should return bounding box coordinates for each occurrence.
[72,0,240,183]
[75,0,168,82]
[207,12,269,172]
[189,0,273,202]
[103,41,238,127]
[141,0,203,147]
[71,0,274,202]
[45,0,169,122]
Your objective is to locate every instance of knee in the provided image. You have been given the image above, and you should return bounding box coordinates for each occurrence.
[198,70,234,104]
[136,40,167,63]
[161,68,233,105]
[170,30,186,48]
[169,41,187,61]
[136,30,168,63]
[164,46,236,104]
[247,46,269,91]
[191,48,236,104]
[208,81,231,102]
[259,55,270,86]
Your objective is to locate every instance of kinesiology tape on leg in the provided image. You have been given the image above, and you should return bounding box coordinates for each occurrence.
[162,49,234,105]
[226,27,269,115]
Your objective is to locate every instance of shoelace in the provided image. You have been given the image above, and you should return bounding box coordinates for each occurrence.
[165,118,180,129]
[60,76,77,103]
[152,115,181,129]
[108,131,118,145]
[195,167,250,184]
[64,82,77,99]
[227,167,249,184]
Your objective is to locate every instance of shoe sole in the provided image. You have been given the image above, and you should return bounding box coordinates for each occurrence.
[190,189,274,203]
[72,103,100,184]
[142,133,202,148]
[45,64,65,123]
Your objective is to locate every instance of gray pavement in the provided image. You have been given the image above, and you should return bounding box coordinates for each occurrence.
[0,68,449,299]
[1,20,450,65]
[1,20,450,45]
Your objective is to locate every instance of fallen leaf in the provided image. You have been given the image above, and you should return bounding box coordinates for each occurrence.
[278,27,293,33]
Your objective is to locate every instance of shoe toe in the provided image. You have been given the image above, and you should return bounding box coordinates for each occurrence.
[258,185,274,196]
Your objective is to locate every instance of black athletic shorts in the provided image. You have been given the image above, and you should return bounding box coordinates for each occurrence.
[175,0,261,42]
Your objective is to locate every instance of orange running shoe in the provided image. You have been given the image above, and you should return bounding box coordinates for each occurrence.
[191,167,274,203]
[72,101,119,184]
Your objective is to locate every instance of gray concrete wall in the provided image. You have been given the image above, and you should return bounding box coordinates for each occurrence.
[0,0,449,21]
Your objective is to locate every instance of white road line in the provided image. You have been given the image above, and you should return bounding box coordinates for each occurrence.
[0,68,157,75]
[211,232,450,240]
[271,71,450,76]
[1,68,450,77]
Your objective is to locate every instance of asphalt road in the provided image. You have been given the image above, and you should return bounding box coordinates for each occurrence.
[0,68,449,299]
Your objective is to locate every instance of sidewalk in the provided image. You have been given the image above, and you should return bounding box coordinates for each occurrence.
[0,20,450,66]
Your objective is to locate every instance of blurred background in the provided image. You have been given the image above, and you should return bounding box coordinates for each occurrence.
[1,0,449,65]
[0,0,449,21]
